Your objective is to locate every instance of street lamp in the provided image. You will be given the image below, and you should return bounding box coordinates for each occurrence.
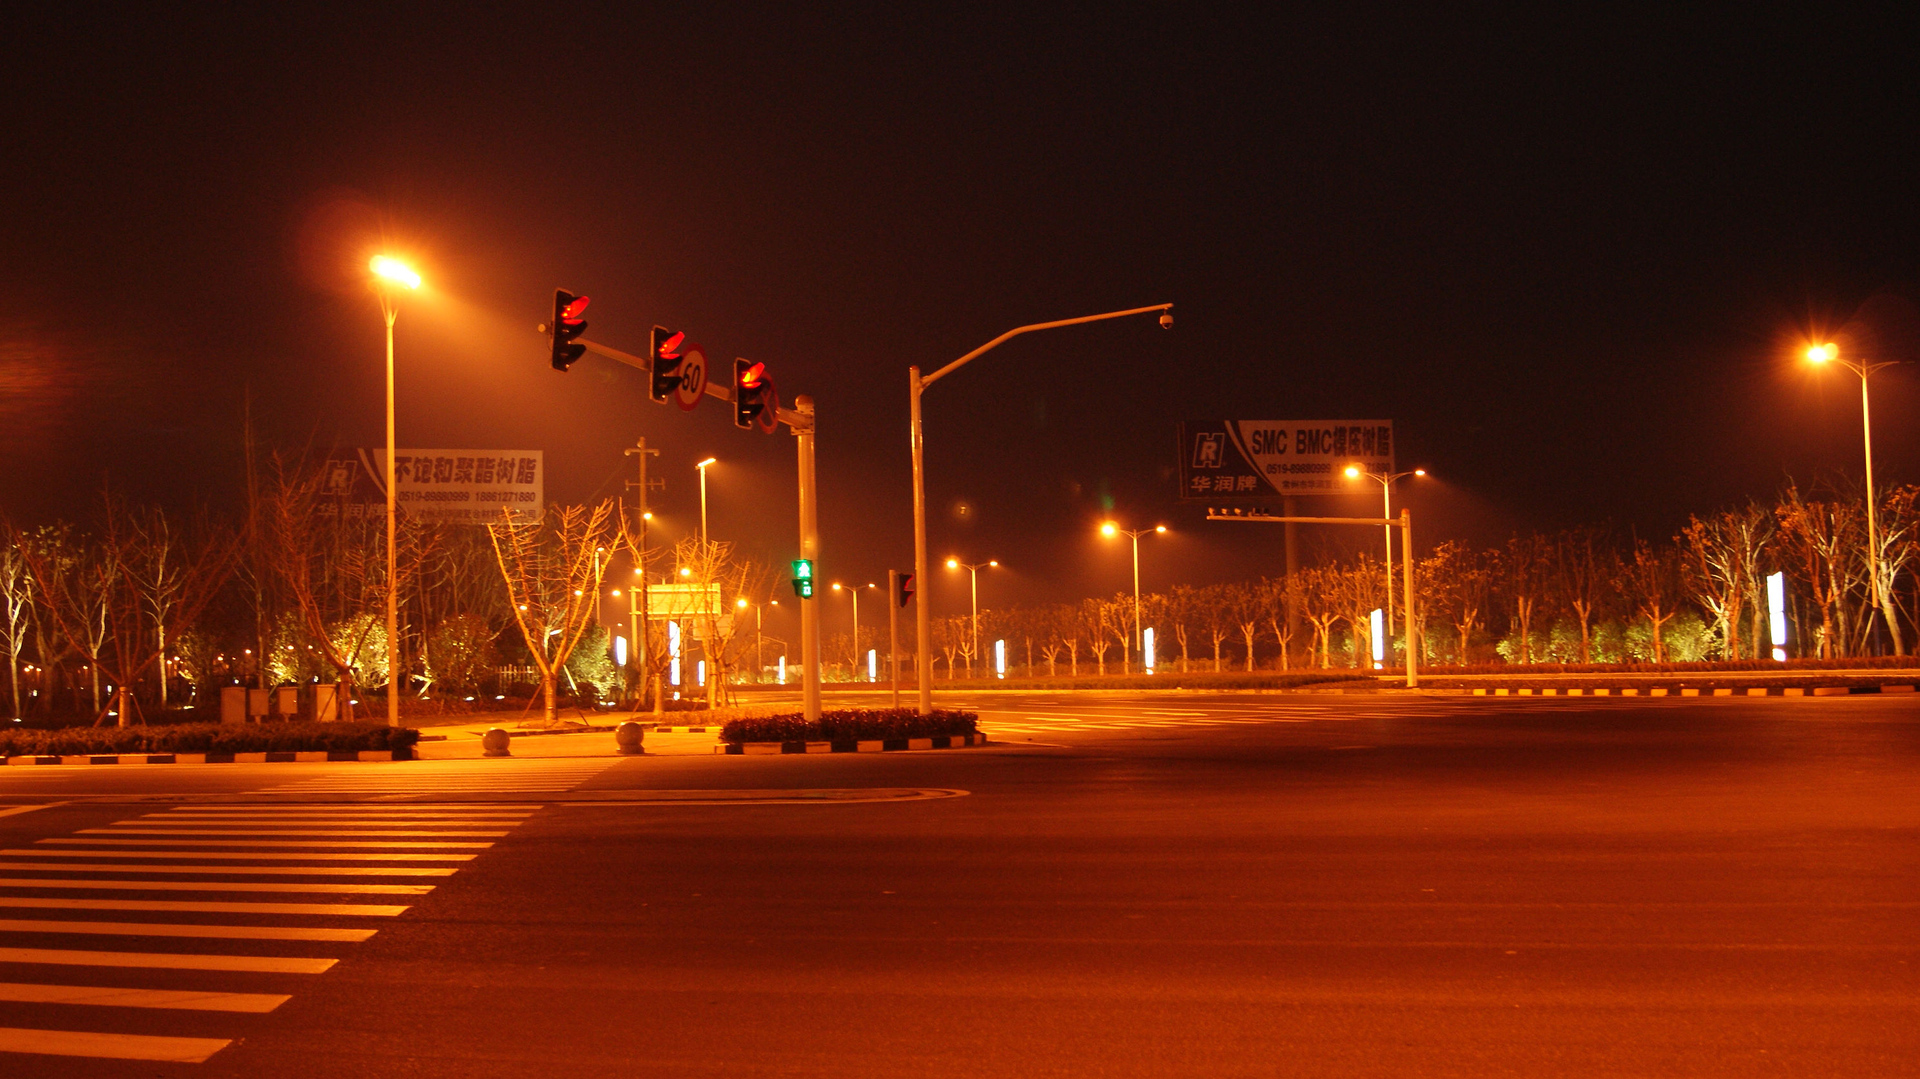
[695,457,717,549]
[1807,342,1901,651]
[830,583,875,680]
[910,303,1172,712]
[369,255,420,728]
[1100,522,1165,671]
[1344,465,1425,667]
[945,559,997,678]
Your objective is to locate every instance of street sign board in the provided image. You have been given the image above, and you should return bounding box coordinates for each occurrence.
[673,343,708,410]
[1177,421,1393,501]
[643,582,723,620]
[326,450,544,524]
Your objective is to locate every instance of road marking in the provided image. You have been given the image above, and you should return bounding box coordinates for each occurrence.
[4,848,474,862]
[148,815,532,824]
[0,804,62,819]
[0,861,456,875]
[0,946,336,973]
[0,1025,231,1062]
[0,981,289,1012]
[0,918,377,942]
[253,759,617,794]
[0,876,432,894]
[0,896,409,916]
[47,837,495,849]
[83,827,510,837]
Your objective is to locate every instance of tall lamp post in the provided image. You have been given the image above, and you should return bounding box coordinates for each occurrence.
[1343,465,1425,666]
[1100,522,1164,669]
[695,457,717,548]
[830,583,875,680]
[945,559,996,678]
[910,303,1173,713]
[1807,342,1902,652]
[369,255,420,728]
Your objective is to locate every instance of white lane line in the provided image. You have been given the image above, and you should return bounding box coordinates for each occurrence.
[0,946,337,973]
[0,804,63,819]
[0,862,456,876]
[84,828,510,837]
[0,1025,231,1063]
[145,816,531,824]
[0,877,432,894]
[47,838,494,849]
[0,918,377,942]
[3,849,473,862]
[0,982,289,1013]
[0,896,409,917]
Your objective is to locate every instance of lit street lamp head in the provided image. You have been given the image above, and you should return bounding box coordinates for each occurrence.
[1100,522,1118,537]
[1154,525,1167,533]
[1344,465,1362,479]
[369,256,421,290]
[1414,469,1427,477]
[945,558,959,569]
[1807,342,1838,364]
[696,457,717,468]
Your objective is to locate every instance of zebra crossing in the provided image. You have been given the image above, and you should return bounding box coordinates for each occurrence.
[0,802,536,1065]
[251,756,620,795]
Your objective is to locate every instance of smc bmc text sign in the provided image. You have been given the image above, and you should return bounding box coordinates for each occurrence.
[1177,421,1394,500]
[321,450,544,524]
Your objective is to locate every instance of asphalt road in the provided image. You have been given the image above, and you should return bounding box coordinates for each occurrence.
[2,692,1917,1077]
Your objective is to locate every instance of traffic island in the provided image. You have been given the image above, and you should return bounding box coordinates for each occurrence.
[719,708,982,755]
[725,732,990,755]
[0,721,421,765]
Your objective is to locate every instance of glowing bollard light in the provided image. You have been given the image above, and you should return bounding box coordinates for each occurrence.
[668,621,682,686]
[1144,627,1156,674]
[1768,571,1789,661]
[867,648,878,682]
[1370,609,1386,669]
[614,635,628,667]
[778,655,787,685]
[697,660,706,687]
[995,639,1006,679]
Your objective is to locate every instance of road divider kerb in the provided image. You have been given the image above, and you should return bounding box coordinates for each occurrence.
[1465,685,1912,698]
[4,750,408,767]
[723,732,990,755]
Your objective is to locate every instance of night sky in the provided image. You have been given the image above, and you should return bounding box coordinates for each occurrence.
[5,8,1918,629]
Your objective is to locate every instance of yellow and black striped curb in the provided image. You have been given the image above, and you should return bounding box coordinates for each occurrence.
[723,732,989,755]
[1462,685,1916,698]
[4,750,411,766]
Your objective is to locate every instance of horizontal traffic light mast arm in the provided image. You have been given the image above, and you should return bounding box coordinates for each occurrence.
[577,338,809,429]
[918,303,1173,389]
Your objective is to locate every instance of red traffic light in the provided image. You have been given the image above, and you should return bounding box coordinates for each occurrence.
[739,361,766,389]
[560,295,590,322]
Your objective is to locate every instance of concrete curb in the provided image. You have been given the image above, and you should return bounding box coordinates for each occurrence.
[4,750,411,766]
[651,726,721,734]
[1462,685,1915,698]
[723,732,989,755]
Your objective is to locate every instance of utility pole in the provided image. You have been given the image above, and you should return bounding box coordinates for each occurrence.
[887,569,902,709]
[623,438,661,709]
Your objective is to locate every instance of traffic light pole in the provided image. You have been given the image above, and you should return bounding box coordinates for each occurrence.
[1207,509,1419,688]
[574,336,822,721]
[793,396,822,722]
[909,303,1173,715]
[887,569,902,710]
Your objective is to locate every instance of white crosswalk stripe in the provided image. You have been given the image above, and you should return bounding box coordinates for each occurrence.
[0,801,541,1065]
[252,758,619,794]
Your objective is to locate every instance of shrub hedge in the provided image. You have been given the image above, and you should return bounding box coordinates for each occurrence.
[0,722,422,757]
[722,709,978,744]
[810,671,1374,691]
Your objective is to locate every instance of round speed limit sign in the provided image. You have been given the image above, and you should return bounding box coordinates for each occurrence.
[673,343,708,411]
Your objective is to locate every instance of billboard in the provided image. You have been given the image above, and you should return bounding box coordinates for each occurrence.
[1177,421,1393,501]
[320,450,544,524]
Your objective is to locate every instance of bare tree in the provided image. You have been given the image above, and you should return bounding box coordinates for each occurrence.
[1616,536,1684,662]
[1504,533,1551,664]
[1552,526,1613,663]
[1679,504,1772,660]
[487,500,619,724]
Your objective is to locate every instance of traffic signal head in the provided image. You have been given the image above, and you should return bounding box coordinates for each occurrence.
[790,558,814,598]
[733,359,763,428]
[650,326,685,402]
[549,290,589,372]
[897,572,915,608]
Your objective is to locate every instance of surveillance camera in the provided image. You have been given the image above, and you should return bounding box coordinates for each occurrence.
[1159,312,1174,330]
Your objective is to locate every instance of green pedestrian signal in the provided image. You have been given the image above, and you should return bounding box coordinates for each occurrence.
[790,558,814,598]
